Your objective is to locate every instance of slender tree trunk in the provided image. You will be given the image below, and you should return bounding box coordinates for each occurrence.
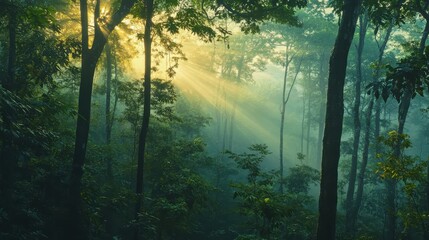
[68,3,94,238]
[279,48,291,193]
[427,162,429,238]
[134,0,153,239]
[354,95,373,222]
[215,81,222,152]
[112,44,119,128]
[316,1,362,239]
[68,1,135,239]
[317,53,327,168]
[345,12,368,235]
[300,96,306,154]
[353,20,393,236]
[228,102,236,151]
[417,18,429,240]
[103,42,115,238]
[105,43,113,181]
[306,87,311,159]
[419,19,429,52]
[279,52,301,193]
[386,16,429,240]
[222,111,228,152]
[385,89,411,240]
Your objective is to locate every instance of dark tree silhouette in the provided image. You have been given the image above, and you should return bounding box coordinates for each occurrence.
[316,0,362,239]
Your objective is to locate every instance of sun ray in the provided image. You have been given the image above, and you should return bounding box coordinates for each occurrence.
[173,60,304,165]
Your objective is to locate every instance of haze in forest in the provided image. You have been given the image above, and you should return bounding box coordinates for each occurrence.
[2,1,429,240]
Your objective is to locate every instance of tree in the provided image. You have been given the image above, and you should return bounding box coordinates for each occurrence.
[262,22,307,193]
[369,2,429,237]
[68,0,136,239]
[133,1,153,239]
[278,50,302,193]
[131,2,308,239]
[0,1,79,238]
[353,18,394,237]
[228,145,319,239]
[227,144,287,239]
[305,0,336,168]
[345,11,369,236]
[375,131,429,239]
[316,0,363,239]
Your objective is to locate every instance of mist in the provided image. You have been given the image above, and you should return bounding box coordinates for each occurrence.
[2,1,429,240]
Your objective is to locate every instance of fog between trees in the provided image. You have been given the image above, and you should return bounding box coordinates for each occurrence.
[1,0,429,239]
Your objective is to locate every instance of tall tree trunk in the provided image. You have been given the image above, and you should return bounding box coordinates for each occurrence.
[306,86,311,159]
[419,19,429,240]
[386,16,429,240]
[385,89,411,240]
[316,1,362,239]
[345,12,368,235]
[279,47,291,193]
[134,0,153,239]
[353,20,393,236]
[316,53,327,168]
[68,1,93,237]
[427,162,429,238]
[68,1,135,239]
[355,95,373,218]
[105,43,113,181]
[300,96,306,154]
[279,52,301,193]
[228,102,236,151]
[374,21,394,156]
[103,42,115,237]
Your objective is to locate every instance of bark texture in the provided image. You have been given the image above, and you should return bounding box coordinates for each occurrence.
[316,1,362,239]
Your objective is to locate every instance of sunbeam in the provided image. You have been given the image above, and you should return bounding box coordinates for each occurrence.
[173,60,304,165]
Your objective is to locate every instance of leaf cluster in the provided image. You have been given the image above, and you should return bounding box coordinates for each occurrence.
[375,131,427,182]
[117,78,178,125]
[284,164,319,194]
[226,144,271,183]
[367,45,429,102]
[132,1,216,41]
[227,144,317,239]
[143,136,213,238]
[215,0,307,33]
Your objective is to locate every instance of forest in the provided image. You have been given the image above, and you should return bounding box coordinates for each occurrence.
[1,0,429,239]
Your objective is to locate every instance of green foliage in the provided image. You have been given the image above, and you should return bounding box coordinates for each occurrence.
[7,0,429,239]
[0,2,79,92]
[375,130,429,235]
[0,90,75,239]
[228,145,287,239]
[142,135,213,238]
[227,144,317,240]
[284,164,319,194]
[375,131,427,181]
[330,0,417,28]
[117,78,178,126]
[368,44,429,102]
[132,1,216,42]
[226,144,271,183]
[174,97,211,139]
[215,0,307,33]
[163,7,216,40]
